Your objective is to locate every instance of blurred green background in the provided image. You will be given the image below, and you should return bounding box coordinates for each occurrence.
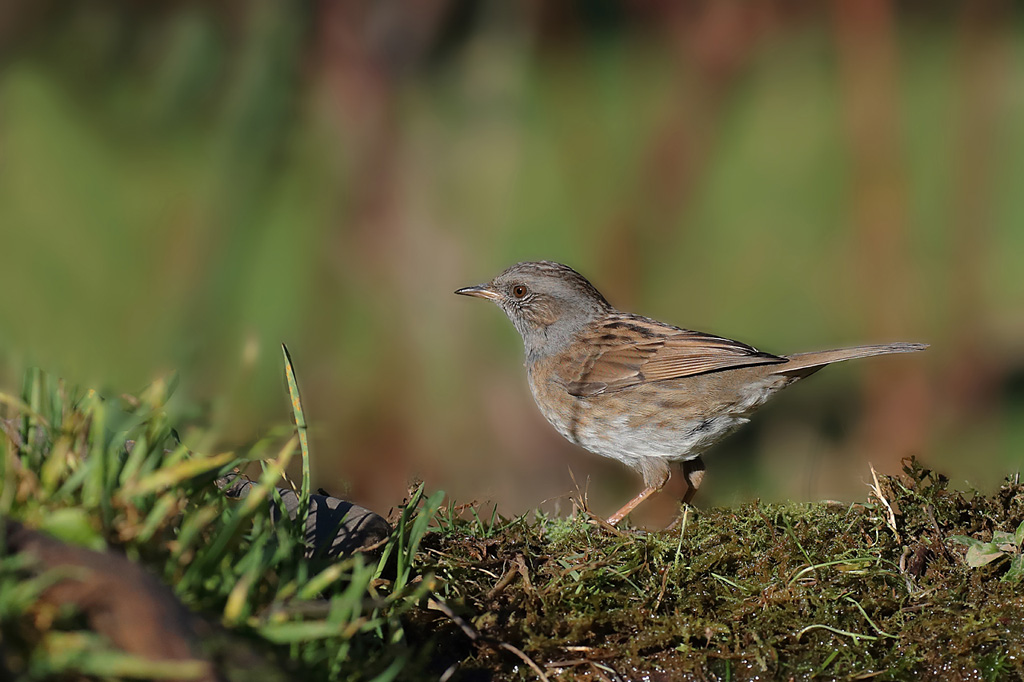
[1,1,1022,525]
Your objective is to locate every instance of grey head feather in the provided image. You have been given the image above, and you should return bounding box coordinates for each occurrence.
[489,261,612,359]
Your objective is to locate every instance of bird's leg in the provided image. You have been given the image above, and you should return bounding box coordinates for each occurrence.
[607,465,671,527]
[681,456,706,505]
[665,457,707,531]
[607,485,659,527]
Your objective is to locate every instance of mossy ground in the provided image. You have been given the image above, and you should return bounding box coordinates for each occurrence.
[1,370,1022,681]
[413,462,1024,681]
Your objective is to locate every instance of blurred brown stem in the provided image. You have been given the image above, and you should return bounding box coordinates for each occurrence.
[945,0,1013,415]
[833,0,928,468]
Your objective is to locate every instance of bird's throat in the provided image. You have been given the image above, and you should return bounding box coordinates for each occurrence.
[522,319,584,361]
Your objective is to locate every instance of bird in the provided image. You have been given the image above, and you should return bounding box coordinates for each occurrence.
[456,260,926,526]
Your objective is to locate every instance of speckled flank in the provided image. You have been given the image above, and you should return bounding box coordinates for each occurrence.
[529,358,794,487]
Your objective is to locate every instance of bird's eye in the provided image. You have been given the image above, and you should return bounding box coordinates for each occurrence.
[512,285,528,299]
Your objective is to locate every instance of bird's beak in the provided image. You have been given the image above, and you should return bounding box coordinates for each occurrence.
[455,284,501,301]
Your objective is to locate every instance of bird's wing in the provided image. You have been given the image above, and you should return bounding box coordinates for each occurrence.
[558,315,788,397]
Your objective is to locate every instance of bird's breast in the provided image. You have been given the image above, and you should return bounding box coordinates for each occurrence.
[527,358,586,446]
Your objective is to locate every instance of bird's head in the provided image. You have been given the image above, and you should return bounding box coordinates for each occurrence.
[456,260,611,356]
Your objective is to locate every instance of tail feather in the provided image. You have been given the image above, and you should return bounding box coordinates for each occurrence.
[771,342,927,378]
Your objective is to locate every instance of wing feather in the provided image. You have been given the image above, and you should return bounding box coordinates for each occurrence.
[559,314,787,396]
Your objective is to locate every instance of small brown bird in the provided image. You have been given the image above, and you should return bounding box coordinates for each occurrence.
[457,260,926,526]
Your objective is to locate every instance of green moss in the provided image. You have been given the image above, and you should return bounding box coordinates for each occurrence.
[420,463,1024,680]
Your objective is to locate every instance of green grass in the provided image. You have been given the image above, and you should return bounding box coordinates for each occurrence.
[1,366,1022,681]
[0,367,441,681]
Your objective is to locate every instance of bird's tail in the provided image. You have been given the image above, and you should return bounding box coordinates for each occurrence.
[772,342,928,378]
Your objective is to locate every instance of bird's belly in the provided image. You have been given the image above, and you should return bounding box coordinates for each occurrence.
[528,370,786,469]
[574,410,747,468]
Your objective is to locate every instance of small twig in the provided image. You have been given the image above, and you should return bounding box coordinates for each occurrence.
[428,594,551,682]
[547,656,621,681]
[653,566,671,612]
[545,659,590,669]
[566,467,590,517]
[589,661,615,682]
[448,500,484,515]
[353,536,390,555]
[923,503,942,535]
[428,595,478,640]
[869,463,901,544]
[898,546,918,594]
[473,566,501,580]
[438,663,459,682]
[486,564,520,601]
[496,641,547,678]
[513,554,534,594]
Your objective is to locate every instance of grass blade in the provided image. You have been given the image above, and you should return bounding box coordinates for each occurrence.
[281,344,311,525]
